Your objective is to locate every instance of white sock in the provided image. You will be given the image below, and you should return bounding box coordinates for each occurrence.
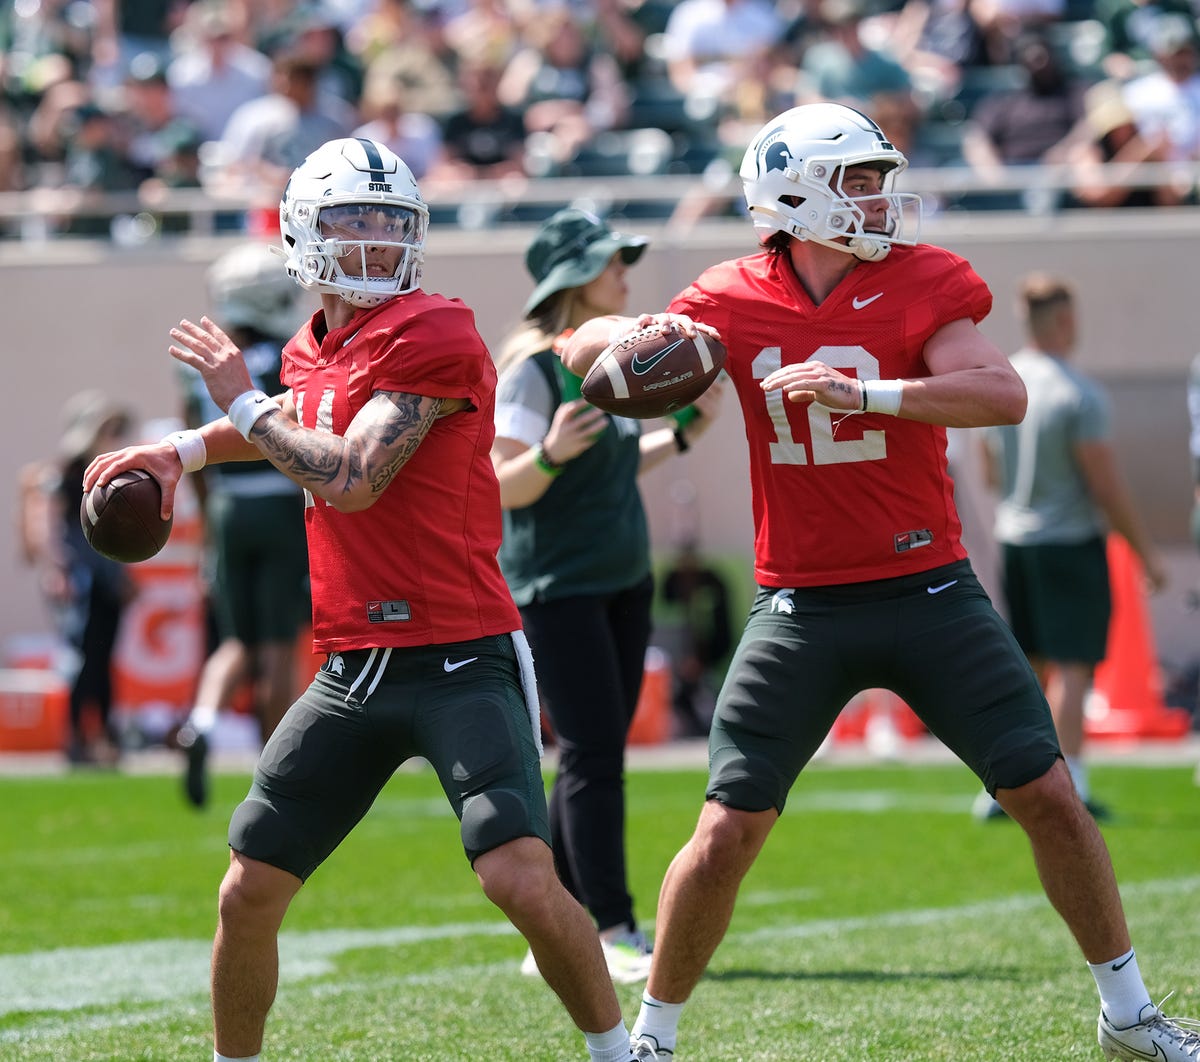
[214,1053,259,1061]
[632,992,684,1052]
[1066,756,1090,803]
[1089,948,1152,1028]
[584,1019,632,1061]
[190,705,218,734]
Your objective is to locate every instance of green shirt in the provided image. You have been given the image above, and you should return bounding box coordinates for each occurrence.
[496,350,649,605]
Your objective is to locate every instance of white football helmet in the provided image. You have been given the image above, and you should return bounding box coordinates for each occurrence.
[279,137,429,307]
[739,103,921,261]
[207,241,306,339]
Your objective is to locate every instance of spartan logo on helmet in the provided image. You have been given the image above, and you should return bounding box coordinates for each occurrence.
[739,103,921,261]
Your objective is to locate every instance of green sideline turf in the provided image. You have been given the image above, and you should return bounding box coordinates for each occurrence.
[1,760,1197,1060]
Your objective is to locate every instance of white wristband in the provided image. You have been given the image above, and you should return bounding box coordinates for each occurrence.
[164,429,207,473]
[862,379,903,416]
[227,389,281,440]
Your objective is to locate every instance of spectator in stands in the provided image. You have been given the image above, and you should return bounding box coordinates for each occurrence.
[1122,15,1200,162]
[976,273,1167,819]
[498,6,629,174]
[167,0,272,145]
[427,56,529,185]
[262,5,364,109]
[90,0,184,89]
[349,1,458,121]
[441,0,520,71]
[971,0,1066,64]
[352,70,444,181]
[960,30,1087,209]
[659,0,787,118]
[1061,78,1193,206]
[885,0,991,104]
[118,52,188,183]
[60,100,142,235]
[1096,0,1200,82]
[210,49,354,202]
[798,0,922,128]
[19,391,133,766]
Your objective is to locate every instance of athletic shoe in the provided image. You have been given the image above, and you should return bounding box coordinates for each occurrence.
[1085,797,1113,823]
[971,789,1007,821]
[602,928,653,984]
[177,724,209,809]
[631,1034,673,1059]
[1098,999,1200,1060]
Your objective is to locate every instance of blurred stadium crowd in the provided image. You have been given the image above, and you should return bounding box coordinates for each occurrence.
[1,0,1199,239]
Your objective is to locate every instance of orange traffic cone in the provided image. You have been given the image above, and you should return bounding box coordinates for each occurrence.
[1086,535,1191,741]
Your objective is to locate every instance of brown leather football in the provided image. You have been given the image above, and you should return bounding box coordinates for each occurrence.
[80,469,172,563]
[581,327,726,418]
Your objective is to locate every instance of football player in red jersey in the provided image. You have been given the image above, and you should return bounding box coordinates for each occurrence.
[84,139,640,1062]
[564,104,1200,1062]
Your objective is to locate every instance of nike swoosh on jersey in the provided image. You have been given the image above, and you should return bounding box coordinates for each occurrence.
[927,580,958,595]
[443,656,478,672]
[630,337,687,375]
[852,293,884,309]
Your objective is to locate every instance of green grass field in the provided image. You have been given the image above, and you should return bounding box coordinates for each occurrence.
[2,754,1197,1061]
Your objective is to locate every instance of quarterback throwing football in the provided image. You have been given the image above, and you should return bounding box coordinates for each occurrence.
[86,139,642,1062]
[563,103,1200,1062]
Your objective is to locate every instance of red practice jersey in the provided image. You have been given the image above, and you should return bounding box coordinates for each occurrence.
[670,244,993,587]
[282,292,520,651]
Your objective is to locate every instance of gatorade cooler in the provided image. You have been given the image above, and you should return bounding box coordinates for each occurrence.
[0,669,69,752]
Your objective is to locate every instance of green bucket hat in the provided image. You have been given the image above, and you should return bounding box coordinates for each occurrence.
[523,208,648,316]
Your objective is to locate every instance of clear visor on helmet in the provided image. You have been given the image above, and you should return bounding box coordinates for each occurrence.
[317,202,421,245]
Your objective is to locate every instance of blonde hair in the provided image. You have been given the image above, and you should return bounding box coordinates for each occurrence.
[496,288,582,375]
[1018,273,1074,336]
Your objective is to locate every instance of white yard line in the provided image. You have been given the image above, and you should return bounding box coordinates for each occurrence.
[3,875,1197,1043]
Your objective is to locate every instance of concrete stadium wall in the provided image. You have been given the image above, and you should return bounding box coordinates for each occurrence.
[3,208,1198,674]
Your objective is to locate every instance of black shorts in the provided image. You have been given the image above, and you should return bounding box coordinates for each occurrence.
[707,561,1061,812]
[206,490,309,645]
[227,633,549,879]
[1001,538,1111,664]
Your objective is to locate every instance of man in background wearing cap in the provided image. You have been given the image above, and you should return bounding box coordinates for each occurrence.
[171,241,312,809]
[492,208,724,985]
[18,392,133,765]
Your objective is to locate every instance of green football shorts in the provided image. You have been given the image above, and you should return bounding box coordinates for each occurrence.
[228,633,549,879]
[1001,537,1111,664]
[707,560,1061,812]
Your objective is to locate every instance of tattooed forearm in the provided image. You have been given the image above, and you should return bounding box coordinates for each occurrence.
[254,413,350,489]
[249,391,444,503]
[365,391,442,495]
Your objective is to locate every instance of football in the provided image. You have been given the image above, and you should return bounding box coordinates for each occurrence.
[581,326,726,419]
[80,469,172,563]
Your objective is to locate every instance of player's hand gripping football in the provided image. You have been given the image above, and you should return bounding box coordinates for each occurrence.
[761,361,863,411]
[83,443,182,522]
[168,316,255,413]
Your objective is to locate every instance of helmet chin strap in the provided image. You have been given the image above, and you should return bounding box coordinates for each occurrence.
[794,227,892,262]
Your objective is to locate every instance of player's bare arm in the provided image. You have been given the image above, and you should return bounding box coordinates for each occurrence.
[252,389,446,512]
[561,312,722,378]
[761,318,1026,428]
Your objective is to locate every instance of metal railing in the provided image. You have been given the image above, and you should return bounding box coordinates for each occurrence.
[0,160,1198,241]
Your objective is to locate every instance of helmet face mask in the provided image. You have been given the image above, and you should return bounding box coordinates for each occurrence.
[280,138,429,307]
[740,103,922,261]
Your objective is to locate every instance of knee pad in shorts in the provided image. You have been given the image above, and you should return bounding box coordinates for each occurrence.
[461,788,537,865]
[229,795,319,881]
